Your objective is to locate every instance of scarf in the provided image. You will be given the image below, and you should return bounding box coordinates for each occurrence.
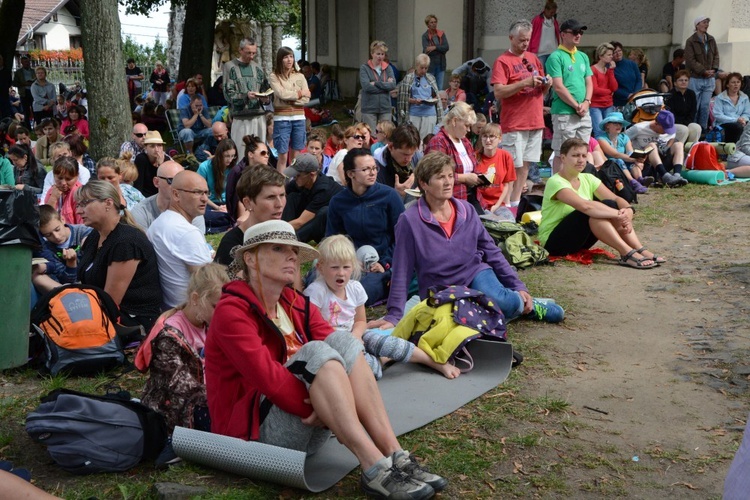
[557,44,578,63]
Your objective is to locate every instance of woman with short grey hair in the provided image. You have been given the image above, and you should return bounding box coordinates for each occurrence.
[359,40,396,133]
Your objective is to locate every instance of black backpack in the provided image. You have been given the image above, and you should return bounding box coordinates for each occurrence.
[594,160,637,204]
[26,389,168,474]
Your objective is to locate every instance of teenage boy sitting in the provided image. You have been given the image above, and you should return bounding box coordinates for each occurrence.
[625,110,688,187]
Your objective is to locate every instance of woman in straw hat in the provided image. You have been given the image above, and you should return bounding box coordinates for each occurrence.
[204,220,446,499]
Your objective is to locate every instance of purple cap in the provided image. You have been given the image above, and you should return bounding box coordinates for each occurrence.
[655,110,676,135]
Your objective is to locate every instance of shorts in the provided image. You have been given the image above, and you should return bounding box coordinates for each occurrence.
[551,113,593,153]
[501,129,543,167]
[258,331,363,454]
[274,118,307,154]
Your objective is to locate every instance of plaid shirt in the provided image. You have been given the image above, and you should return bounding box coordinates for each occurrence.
[425,127,476,200]
[396,72,443,126]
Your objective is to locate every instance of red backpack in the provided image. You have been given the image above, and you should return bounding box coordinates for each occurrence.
[686,142,726,171]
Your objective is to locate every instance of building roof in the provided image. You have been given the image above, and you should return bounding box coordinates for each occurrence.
[18,0,81,46]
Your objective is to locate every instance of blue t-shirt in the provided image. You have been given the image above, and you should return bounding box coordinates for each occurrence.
[409,76,436,117]
[197,159,227,204]
[178,106,210,132]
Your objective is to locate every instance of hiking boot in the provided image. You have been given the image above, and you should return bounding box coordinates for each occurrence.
[661,172,687,188]
[392,450,448,492]
[629,178,648,194]
[528,299,565,323]
[361,457,434,499]
[638,176,654,187]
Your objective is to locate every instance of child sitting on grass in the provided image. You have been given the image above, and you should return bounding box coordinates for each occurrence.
[32,204,92,295]
[304,235,460,379]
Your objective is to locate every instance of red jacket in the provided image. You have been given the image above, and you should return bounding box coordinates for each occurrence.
[204,281,333,440]
[529,12,560,55]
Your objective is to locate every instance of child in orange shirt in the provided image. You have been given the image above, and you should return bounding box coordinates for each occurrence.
[475,123,516,213]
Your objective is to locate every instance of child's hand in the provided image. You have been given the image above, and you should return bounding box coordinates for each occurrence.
[61,248,77,267]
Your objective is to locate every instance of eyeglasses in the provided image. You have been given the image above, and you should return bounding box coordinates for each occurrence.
[353,167,378,174]
[521,58,535,73]
[563,30,584,36]
[134,133,146,138]
[157,176,174,185]
[77,198,102,208]
[351,135,365,140]
[176,188,210,197]
[482,135,499,141]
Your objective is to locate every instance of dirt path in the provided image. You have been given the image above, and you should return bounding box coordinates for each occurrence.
[505,187,750,497]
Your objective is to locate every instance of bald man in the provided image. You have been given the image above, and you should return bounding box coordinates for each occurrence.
[195,121,229,162]
[120,123,149,161]
[147,170,213,308]
[131,161,206,234]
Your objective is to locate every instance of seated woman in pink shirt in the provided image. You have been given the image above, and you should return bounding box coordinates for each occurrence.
[60,105,90,139]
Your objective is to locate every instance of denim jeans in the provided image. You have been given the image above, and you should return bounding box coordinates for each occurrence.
[589,106,614,136]
[689,76,715,130]
[469,268,525,320]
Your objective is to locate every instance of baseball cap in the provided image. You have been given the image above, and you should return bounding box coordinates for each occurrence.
[655,110,676,135]
[559,19,588,32]
[283,153,319,177]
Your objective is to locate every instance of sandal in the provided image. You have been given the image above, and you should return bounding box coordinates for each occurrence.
[635,247,666,265]
[619,249,657,269]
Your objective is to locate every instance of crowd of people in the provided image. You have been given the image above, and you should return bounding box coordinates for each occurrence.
[7,3,750,498]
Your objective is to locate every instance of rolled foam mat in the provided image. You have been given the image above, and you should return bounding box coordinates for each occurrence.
[172,339,513,492]
[682,169,725,185]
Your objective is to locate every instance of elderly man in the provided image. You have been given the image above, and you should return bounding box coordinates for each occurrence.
[546,18,593,172]
[684,16,719,131]
[397,54,443,139]
[282,153,342,243]
[223,38,269,149]
[131,160,206,233]
[178,94,213,154]
[195,121,229,162]
[120,123,149,161]
[147,170,213,309]
[492,19,551,208]
[134,131,172,197]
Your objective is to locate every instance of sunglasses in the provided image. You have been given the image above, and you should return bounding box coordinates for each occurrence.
[521,58,535,73]
[258,150,269,156]
[351,135,365,140]
[563,29,584,36]
[134,133,146,138]
[157,175,174,185]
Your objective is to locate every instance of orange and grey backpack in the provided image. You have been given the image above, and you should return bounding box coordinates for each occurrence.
[686,142,726,171]
[30,284,127,375]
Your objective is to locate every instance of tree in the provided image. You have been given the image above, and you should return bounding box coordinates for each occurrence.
[0,0,25,119]
[80,0,131,159]
[122,35,168,65]
[125,0,299,82]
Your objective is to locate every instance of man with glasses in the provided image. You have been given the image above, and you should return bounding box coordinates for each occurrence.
[131,161,206,234]
[120,123,149,162]
[147,170,213,309]
[546,18,593,172]
[492,19,551,209]
[327,149,404,305]
[223,38,270,151]
[684,16,720,132]
[282,153,342,243]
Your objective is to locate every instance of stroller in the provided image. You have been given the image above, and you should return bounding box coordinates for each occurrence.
[622,88,668,124]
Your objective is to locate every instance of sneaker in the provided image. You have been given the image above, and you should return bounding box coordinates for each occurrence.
[154,439,182,469]
[638,176,654,187]
[661,172,685,188]
[528,299,565,323]
[361,457,434,499]
[629,178,648,194]
[392,450,448,492]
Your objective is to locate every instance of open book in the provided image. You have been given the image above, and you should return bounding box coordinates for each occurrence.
[629,146,654,160]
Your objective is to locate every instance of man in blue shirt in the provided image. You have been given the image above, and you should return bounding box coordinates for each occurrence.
[178,94,213,154]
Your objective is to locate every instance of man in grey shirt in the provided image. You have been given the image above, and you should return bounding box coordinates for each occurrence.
[131,160,206,233]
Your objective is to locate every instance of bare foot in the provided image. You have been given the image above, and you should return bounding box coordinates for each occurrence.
[436,361,461,379]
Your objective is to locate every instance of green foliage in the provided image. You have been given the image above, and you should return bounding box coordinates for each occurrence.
[121,35,168,66]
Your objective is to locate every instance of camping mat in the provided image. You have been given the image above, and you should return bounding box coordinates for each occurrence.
[681,169,725,185]
[172,339,513,492]
[718,177,750,185]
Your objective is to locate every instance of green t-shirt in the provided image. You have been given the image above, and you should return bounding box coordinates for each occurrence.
[538,172,601,246]
[546,48,593,115]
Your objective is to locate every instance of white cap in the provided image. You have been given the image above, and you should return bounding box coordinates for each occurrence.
[694,16,710,27]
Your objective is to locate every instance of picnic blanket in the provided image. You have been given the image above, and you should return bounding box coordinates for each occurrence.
[548,248,616,265]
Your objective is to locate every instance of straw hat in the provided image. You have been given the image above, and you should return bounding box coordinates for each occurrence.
[233,220,318,264]
[143,130,166,145]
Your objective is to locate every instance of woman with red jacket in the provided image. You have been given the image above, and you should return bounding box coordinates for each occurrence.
[204,220,446,499]
[590,43,619,134]
[529,1,560,66]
